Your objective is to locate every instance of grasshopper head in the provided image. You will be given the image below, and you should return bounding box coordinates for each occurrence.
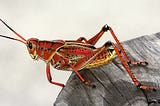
[26,38,39,60]
[0,19,40,60]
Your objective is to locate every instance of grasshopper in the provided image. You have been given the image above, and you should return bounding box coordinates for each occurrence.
[0,19,156,91]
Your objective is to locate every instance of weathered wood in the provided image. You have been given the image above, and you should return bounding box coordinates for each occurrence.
[54,32,160,106]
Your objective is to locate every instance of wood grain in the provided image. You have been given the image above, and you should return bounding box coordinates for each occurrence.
[54,32,160,106]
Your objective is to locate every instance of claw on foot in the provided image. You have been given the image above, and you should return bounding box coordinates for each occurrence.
[139,61,148,66]
[137,83,156,92]
[84,81,96,88]
[128,61,148,66]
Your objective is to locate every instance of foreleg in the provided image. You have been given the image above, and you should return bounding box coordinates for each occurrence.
[46,63,65,88]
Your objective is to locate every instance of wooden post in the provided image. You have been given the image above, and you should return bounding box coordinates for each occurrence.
[54,33,160,106]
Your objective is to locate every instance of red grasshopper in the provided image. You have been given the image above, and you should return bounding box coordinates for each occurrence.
[0,19,156,91]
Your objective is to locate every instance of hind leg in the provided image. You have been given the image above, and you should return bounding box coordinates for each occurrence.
[111,42,156,91]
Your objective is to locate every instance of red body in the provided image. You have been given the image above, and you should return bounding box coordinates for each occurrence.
[0,19,156,91]
[33,39,116,71]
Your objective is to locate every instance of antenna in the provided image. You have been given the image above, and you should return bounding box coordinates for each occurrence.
[0,19,26,44]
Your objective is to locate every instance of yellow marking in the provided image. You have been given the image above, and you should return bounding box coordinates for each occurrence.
[85,51,117,68]
[33,50,37,57]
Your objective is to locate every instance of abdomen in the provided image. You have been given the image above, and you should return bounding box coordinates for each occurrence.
[86,49,117,69]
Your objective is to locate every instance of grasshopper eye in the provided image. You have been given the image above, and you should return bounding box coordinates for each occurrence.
[28,42,33,49]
